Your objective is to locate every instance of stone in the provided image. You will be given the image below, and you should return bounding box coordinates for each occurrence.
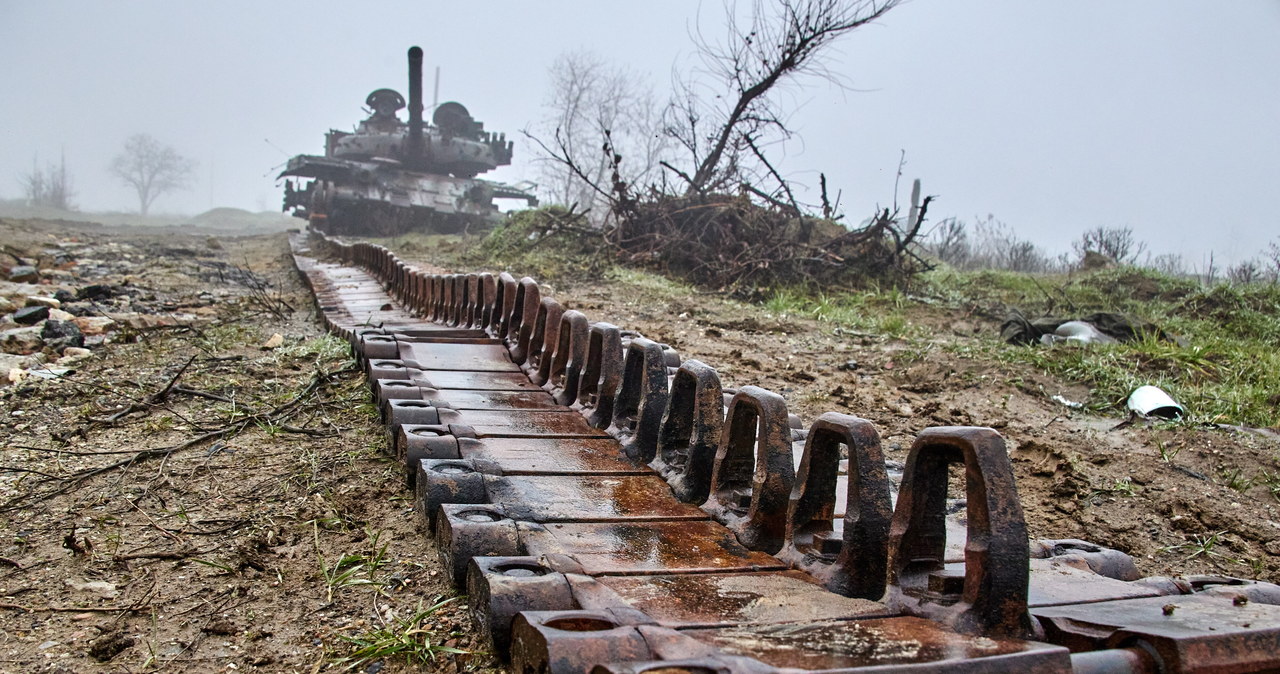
[262,333,284,349]
[13,305,50,325]
[25,295,61,309]
[57,347,93,365]
[76,284,125,301]
[41,320,84,352]
[53,289,75,304]
[73,316,116,335]
[0,352,44,375]
[7,265,38,283]
[0,296,14,314]
[48,308,75,321]
[1,326,43,354]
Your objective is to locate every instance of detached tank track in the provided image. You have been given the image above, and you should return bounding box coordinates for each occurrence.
[289,227,1280,673]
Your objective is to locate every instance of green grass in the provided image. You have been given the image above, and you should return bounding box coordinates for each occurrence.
[379,207,1280,427]
[315,525,392,602]
[761,287,920,339]
[925,266,1280,427]
[331,597,466,671]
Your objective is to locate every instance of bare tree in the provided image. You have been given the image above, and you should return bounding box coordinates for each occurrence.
[109,134,195,216]
[529,51,670,226]
[1261,239,1280,283]
[927,217,970,267]
[1227,259,1262,285]
[1146,252,1188,277]
[1072,226,1147,265]
[670,0,900,195]
[19,151,75,210]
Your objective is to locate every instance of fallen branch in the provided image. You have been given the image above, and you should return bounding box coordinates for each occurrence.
[0,365,359,511]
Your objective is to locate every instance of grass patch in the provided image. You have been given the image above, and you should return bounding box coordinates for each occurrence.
[331,597,466,670]
[761,287,920,339]
[924,266,1280,427]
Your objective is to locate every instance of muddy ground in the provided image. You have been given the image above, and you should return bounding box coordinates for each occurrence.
[3,216,1279,673]
[0,218,498,673]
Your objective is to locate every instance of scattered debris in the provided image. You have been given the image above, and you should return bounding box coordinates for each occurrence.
[1127,385,1185,419]
[1001,310,1172,345]
[1039,320,1118,346]
[1050,394,1084,410]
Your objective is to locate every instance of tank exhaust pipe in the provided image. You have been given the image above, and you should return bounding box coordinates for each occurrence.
[407,46,424,164]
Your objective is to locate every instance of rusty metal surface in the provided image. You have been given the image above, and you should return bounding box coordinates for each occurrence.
[289,229,1280,673]
[403,387,558,410]
[525,297,565,383]
[417,461,707,527]
[703,387,795,554]
[681,617,1073,672]
[366,360,543,390]
[610,338,670,463]
[587,571,892,627]
[515,520,786,576]
[1034,593,1280,672]
[651,359,723,504]
[546,310,591,406]
[573,322,624,430]
[509,610,655,674]
[886,426,1035,638]
[396,341,521,372]
[1030,539,1141,582]
[452,436,651,475]
[433,408,613,438]
[777,412,891,600]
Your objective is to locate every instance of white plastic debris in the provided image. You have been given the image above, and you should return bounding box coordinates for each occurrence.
[1051,394,1084,410]
[1127,385,1184,419]
[1040,321,1119,346]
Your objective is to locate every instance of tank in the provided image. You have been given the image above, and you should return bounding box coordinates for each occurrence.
[280,46,537,235]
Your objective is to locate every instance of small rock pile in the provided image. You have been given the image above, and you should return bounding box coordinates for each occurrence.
[1,237,219,385]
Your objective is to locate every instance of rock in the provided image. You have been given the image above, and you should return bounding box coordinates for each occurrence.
[0,296,14,314]
[837,359,859,371]
[12,306,49,325]
[59,303,93,317]
[88,630,135,662]
[65,579,118,598]
[262,333,284,349]
[57,347,93,365]
[53,289,75,304]
[73,316,116,335]
[25,295,60,309]
[48,308,75,321]
[7,265,38,283]
[0,353,46,383]
[38,269,74,281]
[76,284,126,301]
[42,320,84,351]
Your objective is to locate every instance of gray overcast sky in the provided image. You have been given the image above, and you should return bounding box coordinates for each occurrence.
[2,1,1277,266]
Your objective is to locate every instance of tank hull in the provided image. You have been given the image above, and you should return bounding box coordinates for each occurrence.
[279,46,536,236]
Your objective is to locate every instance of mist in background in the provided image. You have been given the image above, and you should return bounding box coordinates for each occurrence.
[2,1,1277,265]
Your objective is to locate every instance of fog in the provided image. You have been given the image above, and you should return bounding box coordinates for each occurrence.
[2,1,1277,265]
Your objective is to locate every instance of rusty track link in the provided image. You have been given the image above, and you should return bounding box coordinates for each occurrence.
[289,227,1280,673]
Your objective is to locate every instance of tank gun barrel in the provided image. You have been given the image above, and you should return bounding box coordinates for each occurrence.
[407,46,424,164]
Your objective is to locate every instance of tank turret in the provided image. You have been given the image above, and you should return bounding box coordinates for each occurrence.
[279,46,537,235]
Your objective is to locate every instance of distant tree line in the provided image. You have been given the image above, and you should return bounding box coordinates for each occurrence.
[15,134,193,216]
[921,219,1280,286]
